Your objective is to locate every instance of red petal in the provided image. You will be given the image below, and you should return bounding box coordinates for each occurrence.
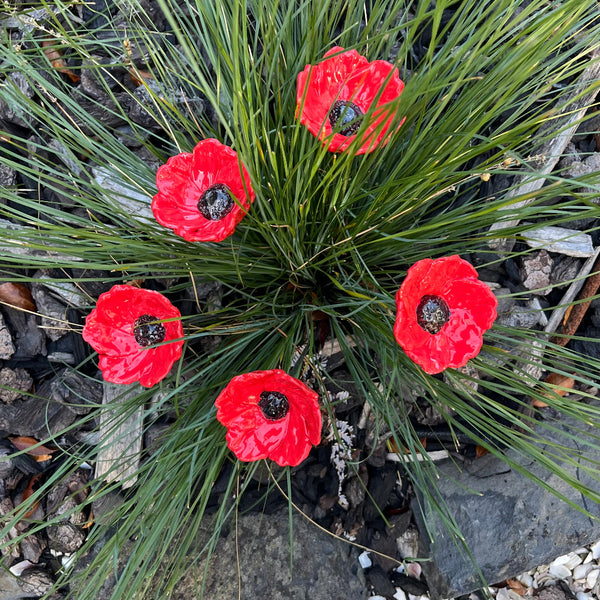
[442,279,497,331]
[253,415,289,454]
[155,152,194,196]
[268,415,311,467]
[226,428,268,462]
[439,308,486,367]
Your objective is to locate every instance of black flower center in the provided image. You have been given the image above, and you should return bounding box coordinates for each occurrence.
[416,295,451,335]
[258,391,290,421]
[198,184,234,221]
[133,314,166,347]
[328,100,364,136]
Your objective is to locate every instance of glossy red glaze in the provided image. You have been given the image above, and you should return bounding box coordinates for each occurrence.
[296,46,405,154]
[82,285,184,387]
[214,369,322,467]
[152,138,255,242]
[393,255,497,374]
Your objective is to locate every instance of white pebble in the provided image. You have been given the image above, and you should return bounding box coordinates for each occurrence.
[368,596,387,600]
[517,573,533,587]
[552,553,573,566]
[586,568,599,589]
[358,551,372,569]
[495,589,510,600]
[9,560,34,576]
[564,552,584,570]
[549,563,572,579]
[591,539,600,560]
[393,589,407,600]
[573,563,595,581]
[576,593,591,600]
[583,551,594,564]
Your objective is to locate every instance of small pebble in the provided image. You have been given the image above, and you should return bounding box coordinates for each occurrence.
[368,596,387,600]
[585,568,599,589]
[576,593,591,600]
[358,551,372,569]
[549,563,571,579]
[394,588,407,600]
[591,539,600,560]
[518,573,534,587]
[573,563,594,581]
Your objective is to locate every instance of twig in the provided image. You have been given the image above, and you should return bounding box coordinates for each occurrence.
[549,253,600,346]
[489,51,600,253]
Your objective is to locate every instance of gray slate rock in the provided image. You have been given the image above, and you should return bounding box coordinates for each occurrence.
[170,508,367,600]
[79,507,367,600]
[413,407,600,599]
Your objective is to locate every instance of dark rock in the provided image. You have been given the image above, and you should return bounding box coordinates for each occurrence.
[550,256,581,287]
[520,250,553,295]
[0,566,54,600]
[390,571,430,596]
[0,163,16,187]
[18,568,55,597]
[0,311,15,359]
[413,405,600,599]
[173,507,366,600]
[20,534,46,563]
[47,521,86,554]
[0,394,79,438]
[47,369,103,415]
[2,306,45,359]
[0,367,33,404]
[31,285,70,341]
[364,463,399,524]
[366,564,397,597]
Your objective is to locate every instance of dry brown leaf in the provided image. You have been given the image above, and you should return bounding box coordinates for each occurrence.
[42,41,80,83]
[128,68,154,86]
[534,372,576,407]
[475,445,488,459]
[9,436,57,460]
[507,578,529,595]
[0,282,36,312]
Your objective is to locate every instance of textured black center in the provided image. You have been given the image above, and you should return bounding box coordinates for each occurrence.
[258,391,290,421]
[198,184,234,221]
[133,314,166,347]
[328,100,364,136]
[416,295,451,334]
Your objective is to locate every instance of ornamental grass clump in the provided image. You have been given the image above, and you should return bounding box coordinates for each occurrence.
[1,0,600,598]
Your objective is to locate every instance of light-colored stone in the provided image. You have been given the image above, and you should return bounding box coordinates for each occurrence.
[92,167,154,223]
[0,312,15,359]
[522,225,594,257]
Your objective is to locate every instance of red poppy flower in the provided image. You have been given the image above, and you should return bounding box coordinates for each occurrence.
[215,369,322,467]
[393,255,498,375]
[296,46,405,154]
[152,138,255,242]
[82,285,184,388]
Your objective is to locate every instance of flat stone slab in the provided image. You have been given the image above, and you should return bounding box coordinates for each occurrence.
[523,225,594,257]
[170,507,367,600]
[413,406,600,599]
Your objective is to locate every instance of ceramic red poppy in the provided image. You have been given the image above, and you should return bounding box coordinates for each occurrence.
[215,369,322,467]
[296,46,405,154]
[152,138,255,242]
[393,255,498,375]
[82,285,184,388]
